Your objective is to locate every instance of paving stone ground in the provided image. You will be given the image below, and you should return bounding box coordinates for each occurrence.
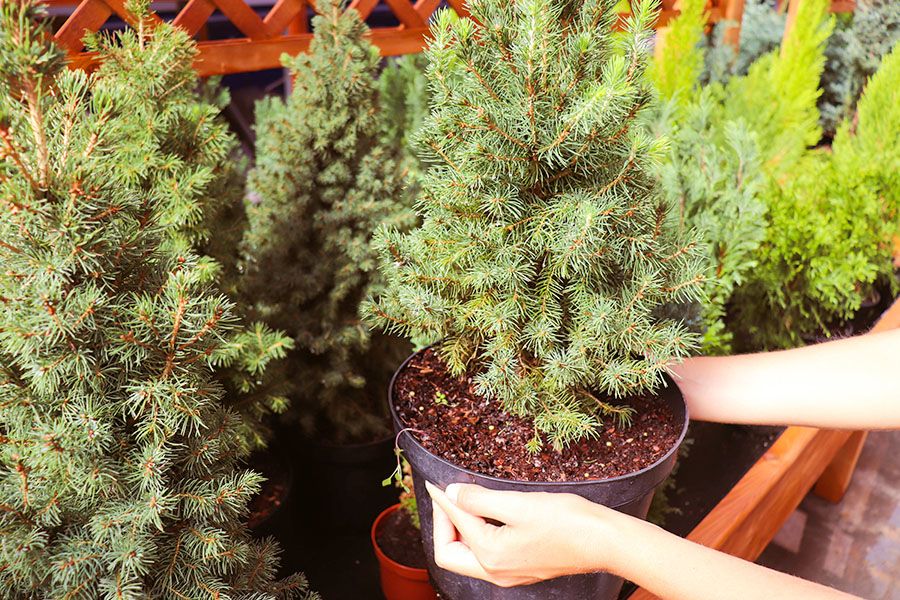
[759,430,900,600]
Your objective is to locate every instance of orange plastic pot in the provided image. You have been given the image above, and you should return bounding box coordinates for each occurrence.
[371,504,438,600]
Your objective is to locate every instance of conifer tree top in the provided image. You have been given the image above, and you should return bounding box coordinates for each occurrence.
[366,0,706,450]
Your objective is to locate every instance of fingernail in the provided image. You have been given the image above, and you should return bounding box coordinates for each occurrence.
[424,481,438,496]
[445,483,460,503]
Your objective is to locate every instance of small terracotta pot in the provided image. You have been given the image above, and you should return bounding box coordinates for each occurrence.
[371,504,438,600]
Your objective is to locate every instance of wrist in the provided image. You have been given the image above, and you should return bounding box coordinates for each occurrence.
[584,503,654,578]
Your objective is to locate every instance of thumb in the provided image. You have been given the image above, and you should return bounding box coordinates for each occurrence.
[425,481,490,544]
[446,483,531,524]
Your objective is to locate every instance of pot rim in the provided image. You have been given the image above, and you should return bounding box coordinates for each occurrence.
[371,503,432,579]
[388,347,691,487]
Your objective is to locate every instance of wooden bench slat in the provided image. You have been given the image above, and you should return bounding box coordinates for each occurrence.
[630,297,900,600]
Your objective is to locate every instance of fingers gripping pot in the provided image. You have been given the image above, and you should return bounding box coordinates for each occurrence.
[389,350,690,600]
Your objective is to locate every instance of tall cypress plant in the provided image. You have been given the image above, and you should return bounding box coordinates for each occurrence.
[241,0,414,443]
[366,0,707,450]
[0,3,311,597]
[734,43,900,348]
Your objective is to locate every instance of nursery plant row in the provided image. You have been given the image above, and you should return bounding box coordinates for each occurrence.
[0,0,897,598]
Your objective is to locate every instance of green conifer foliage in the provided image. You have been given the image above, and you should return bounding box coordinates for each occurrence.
[834,43,900,197]
[366,0,707,450]
[704,0,786,84]
[241,0,414,443]
[650,0,767,354]
[379,53,431,174]
[731,45,900,348]
[648,0,706,106]
[79,5,294,451]
[657,97,766,353]
[817,16,854,139]
[0,4,312,597]
[847,0,900,102]
[378,53,432,217]
[721,0,833,178]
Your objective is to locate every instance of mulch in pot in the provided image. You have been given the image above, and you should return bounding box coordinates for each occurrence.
[393,348,679,481]
[376,508,428,569]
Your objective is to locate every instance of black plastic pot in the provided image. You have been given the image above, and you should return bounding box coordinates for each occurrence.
[389,350,690,600]
[296,434,398,534]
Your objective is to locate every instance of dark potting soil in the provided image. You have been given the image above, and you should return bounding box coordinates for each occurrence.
[393,348,680,481]
[376,508,428,569]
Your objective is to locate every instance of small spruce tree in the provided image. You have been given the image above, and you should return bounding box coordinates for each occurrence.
[365,0,707,450]
[84,4,295,451]
[0,3,312,597]
[379,53,431,176]
[378,53,432,220]
[241,0,414,443]
[847,0,900,105]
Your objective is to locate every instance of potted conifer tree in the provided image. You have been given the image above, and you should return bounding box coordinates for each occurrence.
[0,2,312,597]
[365,0,705,597]
[241,0,415,530]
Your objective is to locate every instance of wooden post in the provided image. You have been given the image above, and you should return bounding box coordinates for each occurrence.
[813,431,868,502]
[782,0,803,49]
[722,0,746,50]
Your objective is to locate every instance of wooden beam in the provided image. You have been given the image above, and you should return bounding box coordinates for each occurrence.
[813,430,867,502]
[211,0,271,40]
[172,0,217,37]
[264,0,305,34]
[383,0,427,29]
[629,428,853,600]
[191,27,428,75]
[782,0,803,49]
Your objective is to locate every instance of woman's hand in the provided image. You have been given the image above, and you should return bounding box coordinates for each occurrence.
[425,481,860,600]
[424,481,623,587]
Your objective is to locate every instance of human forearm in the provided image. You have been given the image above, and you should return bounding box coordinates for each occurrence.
[599,508,857,600]
[670,329,900,428]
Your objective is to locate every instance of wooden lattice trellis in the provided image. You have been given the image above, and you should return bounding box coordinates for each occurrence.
[46,0,752,76]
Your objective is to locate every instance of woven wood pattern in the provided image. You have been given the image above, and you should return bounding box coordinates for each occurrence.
[46,0,746,76]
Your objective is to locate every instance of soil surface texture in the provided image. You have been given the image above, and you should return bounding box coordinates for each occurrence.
[376,508,428,569]
[393,348,680,481]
